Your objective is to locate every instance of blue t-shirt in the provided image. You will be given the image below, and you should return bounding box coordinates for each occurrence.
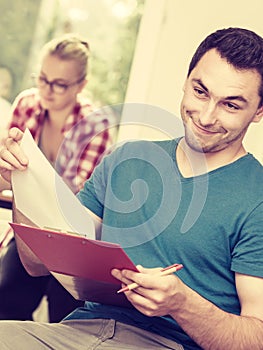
[67,139,263,350]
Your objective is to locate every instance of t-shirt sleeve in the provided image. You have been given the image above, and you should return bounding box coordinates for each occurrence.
[231,201,263,277]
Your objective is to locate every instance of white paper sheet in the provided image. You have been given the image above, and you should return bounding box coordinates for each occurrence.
[11,129,95,238]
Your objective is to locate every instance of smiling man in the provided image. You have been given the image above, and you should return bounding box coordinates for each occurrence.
[0,27,262,350]
[181,49,262,157]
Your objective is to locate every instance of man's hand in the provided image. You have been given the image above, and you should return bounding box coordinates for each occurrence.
[0,127,28,183]
[112,266,263,350]
[111,265,185,317]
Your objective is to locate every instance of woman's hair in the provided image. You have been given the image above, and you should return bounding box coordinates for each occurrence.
[187,27,263,106]
[41,33,90,79]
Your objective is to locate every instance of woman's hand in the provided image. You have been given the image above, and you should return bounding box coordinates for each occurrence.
[0,127,28,183]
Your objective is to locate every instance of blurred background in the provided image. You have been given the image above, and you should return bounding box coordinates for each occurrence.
[0,0,144,107]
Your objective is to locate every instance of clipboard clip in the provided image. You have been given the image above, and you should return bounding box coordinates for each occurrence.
[43,226,83,236]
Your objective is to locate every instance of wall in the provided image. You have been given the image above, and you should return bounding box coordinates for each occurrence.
[119,0,263,163]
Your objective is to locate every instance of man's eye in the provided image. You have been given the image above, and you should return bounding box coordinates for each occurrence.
[194,87,206,96]
[225,102,240,110]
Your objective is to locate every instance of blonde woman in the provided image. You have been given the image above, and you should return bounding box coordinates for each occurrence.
[0,34,116,322]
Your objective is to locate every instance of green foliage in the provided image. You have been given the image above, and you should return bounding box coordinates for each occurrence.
[0,0,42,102]
[86,0,145,108]
[0,0,145,107]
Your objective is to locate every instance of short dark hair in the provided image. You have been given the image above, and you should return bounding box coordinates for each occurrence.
[187,27,263,106]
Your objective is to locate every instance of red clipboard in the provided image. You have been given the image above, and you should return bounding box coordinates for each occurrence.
[10,223,138,308]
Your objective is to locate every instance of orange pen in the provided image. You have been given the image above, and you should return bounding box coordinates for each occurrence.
[117,263,183,293]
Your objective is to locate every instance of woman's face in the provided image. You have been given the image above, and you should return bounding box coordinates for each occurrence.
[37,54,86,112]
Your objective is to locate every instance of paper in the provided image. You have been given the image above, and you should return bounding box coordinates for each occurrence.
[10,223,138,308]
[11,129,95,238]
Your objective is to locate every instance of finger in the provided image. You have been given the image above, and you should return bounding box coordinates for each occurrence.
[8,127,24,142]
[5,136,28,166]
[124,287,157,314]
[111,269,136,287]
[121,266,163,284]
[136,266,162,274]
[0,154,15,171]
[111,268,121,279]
[136,264,143,272]
[4,128,28,166]
[0,146,28,170]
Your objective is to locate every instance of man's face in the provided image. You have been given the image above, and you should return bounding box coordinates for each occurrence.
[37,54,86,111]
[180,49,263,153]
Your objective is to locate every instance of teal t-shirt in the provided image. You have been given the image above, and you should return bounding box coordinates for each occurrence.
[69,139,263,350]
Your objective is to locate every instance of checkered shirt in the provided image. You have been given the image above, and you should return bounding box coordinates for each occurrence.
[9,88,117,193]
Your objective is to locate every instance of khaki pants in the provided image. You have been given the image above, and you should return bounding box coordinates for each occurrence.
[0,318,184,349]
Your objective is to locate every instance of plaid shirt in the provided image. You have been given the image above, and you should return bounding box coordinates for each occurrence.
[9,88,117,193]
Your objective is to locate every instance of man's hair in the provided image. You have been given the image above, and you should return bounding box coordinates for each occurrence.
[41,33,90,80]
[187,27,263,106]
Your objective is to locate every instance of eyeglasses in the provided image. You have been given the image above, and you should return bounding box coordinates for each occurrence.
[32,74,85,94]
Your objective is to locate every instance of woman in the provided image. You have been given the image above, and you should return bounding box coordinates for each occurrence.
[0,33,116,322]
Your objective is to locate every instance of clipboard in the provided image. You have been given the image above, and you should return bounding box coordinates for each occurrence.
[10,223,138,308]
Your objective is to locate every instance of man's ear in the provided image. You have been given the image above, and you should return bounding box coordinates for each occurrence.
[253,105,263,123]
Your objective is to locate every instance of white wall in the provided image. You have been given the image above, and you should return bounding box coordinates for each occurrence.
[118,0,263,163]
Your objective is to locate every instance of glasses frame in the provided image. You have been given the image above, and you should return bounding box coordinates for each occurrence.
[31,73,85,94]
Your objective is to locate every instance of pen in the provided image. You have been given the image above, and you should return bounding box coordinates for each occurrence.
[117,263,183,293]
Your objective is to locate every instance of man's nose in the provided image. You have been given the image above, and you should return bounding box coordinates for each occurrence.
[199,101,217,126]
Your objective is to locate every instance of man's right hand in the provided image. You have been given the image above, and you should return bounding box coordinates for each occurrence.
[0,127,28,184]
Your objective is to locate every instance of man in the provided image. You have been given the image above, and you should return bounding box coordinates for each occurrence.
[0,27,262,349]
